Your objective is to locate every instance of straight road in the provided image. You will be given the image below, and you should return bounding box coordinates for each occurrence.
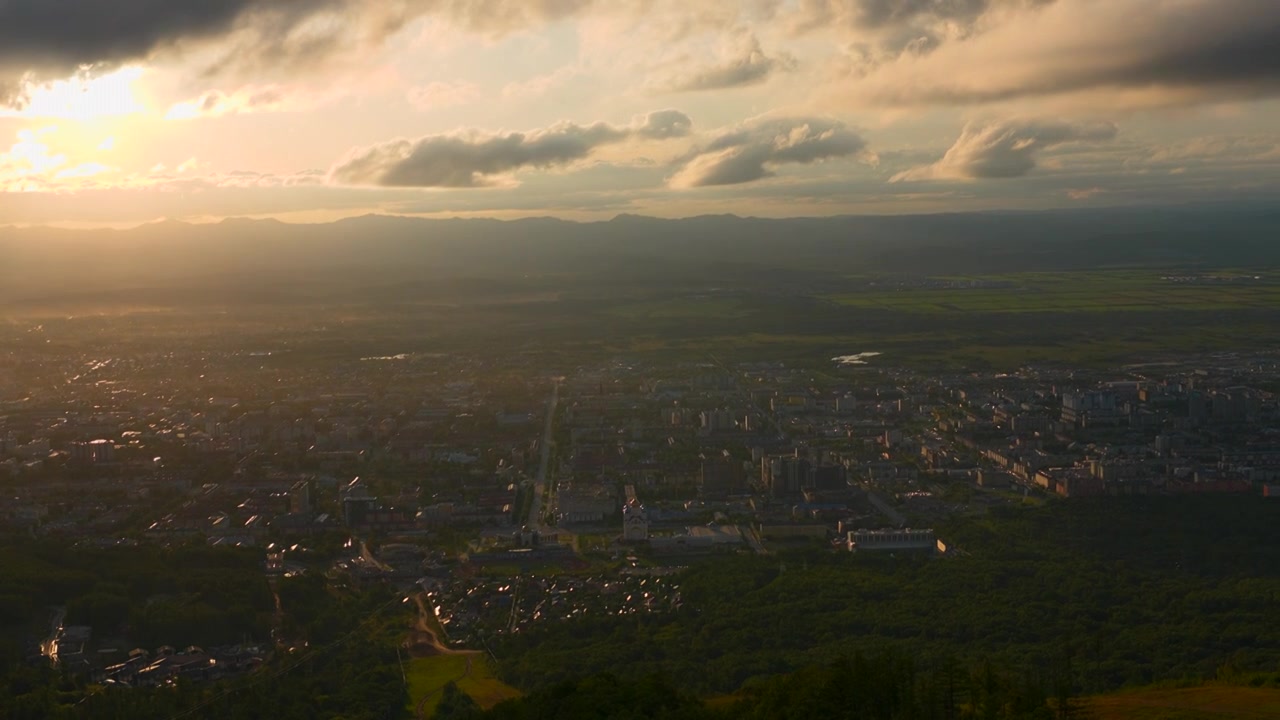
[867,491,906,528]
[526,381,560,531]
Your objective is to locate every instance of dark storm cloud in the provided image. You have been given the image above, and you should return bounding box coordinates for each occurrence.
[0,0,289,65]
[1094,5,1280,93]
[671,117,867,187]
[0,0,354,105]
[330,111,693,188]
[862,1,1280,107]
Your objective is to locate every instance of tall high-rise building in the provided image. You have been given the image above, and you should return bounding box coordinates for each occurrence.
[810,464,848,491]
[71,439,115,464]
[290,479,313,515]
[765,456,810,497]
[700,457,745,498]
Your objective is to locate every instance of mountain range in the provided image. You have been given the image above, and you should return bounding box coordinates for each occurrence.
[2,203,1278,305]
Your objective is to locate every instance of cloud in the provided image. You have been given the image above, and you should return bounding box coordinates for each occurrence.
[0,127,65,189]
[0,66,147,119]
[330,110,692,188]
[0,0,311,104]
[165,85,297,119]
[658,33,796,92]
[430,0,598,36]
[849,0,1280,108]
[1066,187,1105,200]
[207,169,328,189]
[891,118,1117,181]
[502,65,583,100]
[55,163,113,180]
[792,0,1051,60]
[795,0,1016,31]
[670,117,868,187]
[0,0,603,107]
[861,0,1009,28]
[407,80,481,110]
[0,127,126,191]
[637,110,696,139]
[1146,136,1280,166]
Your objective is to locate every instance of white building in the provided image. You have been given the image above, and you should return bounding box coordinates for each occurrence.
[622,501,649,542]
[848,528,937,553]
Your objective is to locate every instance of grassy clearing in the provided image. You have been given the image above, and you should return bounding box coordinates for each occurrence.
[607,329,1248,369]
[457,658,523,709]
[1085,684,1280,720]
[406,654,469,716]
[405,654,522,716]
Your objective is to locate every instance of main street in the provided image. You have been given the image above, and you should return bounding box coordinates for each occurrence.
[526,380,560,531]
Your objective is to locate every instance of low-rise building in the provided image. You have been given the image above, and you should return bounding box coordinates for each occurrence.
[848,528,936,553]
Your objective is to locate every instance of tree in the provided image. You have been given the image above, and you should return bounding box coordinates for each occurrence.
[434,681,479,719]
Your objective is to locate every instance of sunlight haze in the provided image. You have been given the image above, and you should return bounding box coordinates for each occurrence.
[1,0,1277,225]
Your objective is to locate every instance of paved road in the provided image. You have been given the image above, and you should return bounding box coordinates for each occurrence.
[867,491,907,528]
[526,381,559,531]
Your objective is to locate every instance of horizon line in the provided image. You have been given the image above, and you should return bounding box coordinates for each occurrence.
[3,197,1276,234]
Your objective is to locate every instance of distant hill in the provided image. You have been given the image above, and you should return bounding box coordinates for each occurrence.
[2,204,1279,304]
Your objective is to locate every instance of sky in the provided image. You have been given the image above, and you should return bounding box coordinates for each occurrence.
[0,0,1278,226]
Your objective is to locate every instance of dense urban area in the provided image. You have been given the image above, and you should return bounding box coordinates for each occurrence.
[2,0,1279,713]
[2,301,1279,717]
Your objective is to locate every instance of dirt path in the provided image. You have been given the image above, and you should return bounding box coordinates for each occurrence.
[407,593,474,657]
[407,592,483,719]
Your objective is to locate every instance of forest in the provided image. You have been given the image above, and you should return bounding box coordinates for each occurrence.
[0,546,408,720]
[493,497,1280,695]
[0,496,1275,718]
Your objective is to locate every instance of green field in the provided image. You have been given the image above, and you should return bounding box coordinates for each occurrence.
[587,270,1280,369]
[405,654,521,717]
[1086,684,1280,720]
[605,297,753,320]
[824,272,1280,314]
